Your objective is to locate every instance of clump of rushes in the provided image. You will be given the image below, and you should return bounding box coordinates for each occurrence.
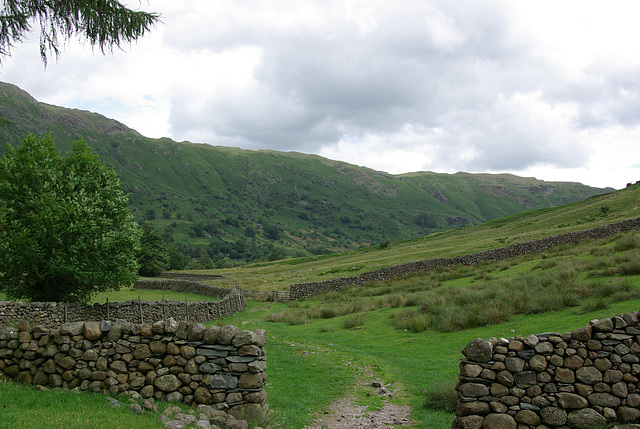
[423,382,458,413]
[343,313,366,329]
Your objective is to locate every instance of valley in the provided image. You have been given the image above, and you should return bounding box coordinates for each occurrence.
[0,82,612,267]
[2,183,640,428]
[1,81,639,428]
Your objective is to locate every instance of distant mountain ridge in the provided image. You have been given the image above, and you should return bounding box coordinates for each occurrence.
[0,81,613,264]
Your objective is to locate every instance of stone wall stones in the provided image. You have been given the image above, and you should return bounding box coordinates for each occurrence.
[290,217,640,300]
[452,311,640,429]
[0,290,245,328]
[0,319,267,416]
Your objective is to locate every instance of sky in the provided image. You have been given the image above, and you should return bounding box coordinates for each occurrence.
[1,0,640,189]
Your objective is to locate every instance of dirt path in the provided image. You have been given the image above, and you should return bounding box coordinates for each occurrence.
[304,365,415,429]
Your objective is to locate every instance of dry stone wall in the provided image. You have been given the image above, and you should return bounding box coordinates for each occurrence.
[137,278,292,302]
[158,273,225,281]
[290,217,640,300]
[453,311,640,429]
[0,319,267,416]
[243,290,291,302]
[135,278,235,299]
[0,290,245,328]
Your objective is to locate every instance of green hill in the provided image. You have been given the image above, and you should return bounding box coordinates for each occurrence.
[0,81,613,265]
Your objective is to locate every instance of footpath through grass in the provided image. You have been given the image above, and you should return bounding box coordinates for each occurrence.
[215,297,640,428]
[2,299,639,428]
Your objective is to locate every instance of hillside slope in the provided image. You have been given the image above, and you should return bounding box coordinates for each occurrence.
[0,81,613,263]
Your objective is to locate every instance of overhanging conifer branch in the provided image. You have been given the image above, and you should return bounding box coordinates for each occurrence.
[0,0,159,65]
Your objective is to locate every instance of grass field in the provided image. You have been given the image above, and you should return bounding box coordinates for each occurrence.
[2,185,640,428]
[179,183,640,291]
[3,298,636,428]
[3,230,640,427]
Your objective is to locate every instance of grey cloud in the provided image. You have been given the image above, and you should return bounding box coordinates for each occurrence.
[163,0,612,173]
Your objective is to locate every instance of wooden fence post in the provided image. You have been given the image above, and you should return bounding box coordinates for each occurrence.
[106,297,110,320]
[162,294,167,322]
[138,295,144,324]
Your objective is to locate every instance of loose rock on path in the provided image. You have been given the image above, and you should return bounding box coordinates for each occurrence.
[304,365,415,429]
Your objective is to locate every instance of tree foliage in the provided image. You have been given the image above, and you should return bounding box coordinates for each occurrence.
[138,222,169,277]
[0,134,141,302]
[0,0,159,64]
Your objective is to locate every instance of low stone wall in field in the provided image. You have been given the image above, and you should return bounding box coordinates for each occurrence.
[452,311,640,429]
[0,290,245,328]
[158,272,225,281]
[243,290,291,302]
[135,278,234,299]
[0,320,267,415]
[290,217,640,300]
[137,278,292,302]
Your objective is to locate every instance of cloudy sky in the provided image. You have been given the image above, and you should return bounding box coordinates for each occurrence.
[1,0,640,189]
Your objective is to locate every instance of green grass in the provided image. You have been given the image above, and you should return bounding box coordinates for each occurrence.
[2,187,640,427]
[3,297,637,428]
[0,381,168,428]
[0,287,219,305]
[212,297,640,428]
[3,84,610,264]
[189,185,640,291]
[265,230,640,333]
[91,286,217,304]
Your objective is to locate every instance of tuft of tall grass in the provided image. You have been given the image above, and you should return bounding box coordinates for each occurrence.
[266,311,309,325]
[390,310,432,332]
[617,254,640,276]
[613,235,640,252]
[481,300,512,325]
[592,279,616,298]
[343,312,366,329]
[385,293,408,308]
[609,279,640,302]
[318,307,337,319]
[423,382,459,413]
[579,297,609,313]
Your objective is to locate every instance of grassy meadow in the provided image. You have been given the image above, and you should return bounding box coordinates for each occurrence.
[2,184,640,428]
[187,182,640,291]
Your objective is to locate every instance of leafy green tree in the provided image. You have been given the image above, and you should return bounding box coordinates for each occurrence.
[415,212,437,228]
[0,0,159,65]
[263,222,281,240]
[137,222,169,277]
[196,249,213,269]
[145,208,156,220]
[167,243,188,271]
[0,134,141,302]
